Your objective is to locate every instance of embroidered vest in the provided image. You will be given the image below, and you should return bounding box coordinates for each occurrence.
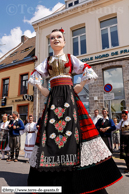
[121,121,129,132]
[47,54,73,78]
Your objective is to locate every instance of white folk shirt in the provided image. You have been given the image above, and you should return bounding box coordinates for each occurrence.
[0,121,10,151]
[0,121,9,131]
[21,122,37,158]
[92,115,102,125]
[116,120,129,130]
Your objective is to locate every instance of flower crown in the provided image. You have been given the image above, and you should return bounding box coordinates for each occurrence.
[124,110,128,114]
[59,28,65,34]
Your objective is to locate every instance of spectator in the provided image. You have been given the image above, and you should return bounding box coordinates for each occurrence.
[8,114,13,122]
[96,108,116,152]
[116,110,129,173]
[92,109,102,125]
[0,114,10,160]
[112,117,120,150]
[7,111,24,162]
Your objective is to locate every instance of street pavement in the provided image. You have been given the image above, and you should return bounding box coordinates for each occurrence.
[0,150,129,194]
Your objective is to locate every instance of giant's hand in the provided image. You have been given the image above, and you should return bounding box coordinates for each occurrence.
[36,84,49,97]
[74,80,87,94]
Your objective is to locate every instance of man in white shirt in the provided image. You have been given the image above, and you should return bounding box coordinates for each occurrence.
[92,109,102,125]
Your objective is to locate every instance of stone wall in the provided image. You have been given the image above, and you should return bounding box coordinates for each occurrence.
[89,59,129,116]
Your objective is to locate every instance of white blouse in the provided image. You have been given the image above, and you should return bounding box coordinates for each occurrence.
[0,121,9,131]
[116,119,129,130]
[28,54,98,86]
[20,122,37,135]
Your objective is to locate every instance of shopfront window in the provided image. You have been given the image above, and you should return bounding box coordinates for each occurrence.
[72,27,86,56]
[0,107,12,120]
[100,17,119,50]
[20,74,28,95]
[18,105,28,124]
[103,67,125,120]
[73,74,89,113]
[2,78,9,97]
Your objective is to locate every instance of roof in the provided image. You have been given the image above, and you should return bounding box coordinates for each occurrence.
[32,0,94,25]
[0,36,36,66]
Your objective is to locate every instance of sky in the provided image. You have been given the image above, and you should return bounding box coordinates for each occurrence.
[0,0,64,57]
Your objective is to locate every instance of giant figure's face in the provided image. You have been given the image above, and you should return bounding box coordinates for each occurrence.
[50,31,65,52]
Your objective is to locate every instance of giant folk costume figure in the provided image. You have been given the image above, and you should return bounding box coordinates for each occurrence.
[27,29,122,194]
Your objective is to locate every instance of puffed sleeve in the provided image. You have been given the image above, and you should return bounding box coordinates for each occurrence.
[71,55,98,84]
[28,58,48,86]
[116,120,122,130]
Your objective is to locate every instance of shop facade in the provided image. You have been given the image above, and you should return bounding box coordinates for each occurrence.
[0,62,34,121]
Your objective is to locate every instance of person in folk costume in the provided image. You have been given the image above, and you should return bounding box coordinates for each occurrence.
[95,108,116,153]
[116,110,129,173]
[20,115,37,160]
[0,114,10,160]
[27,28,122,194]
[7,111,24,162]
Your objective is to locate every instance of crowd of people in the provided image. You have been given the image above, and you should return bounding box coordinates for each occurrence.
[0,108,129,173]
[92,108,129,173]
[0,111,39,162]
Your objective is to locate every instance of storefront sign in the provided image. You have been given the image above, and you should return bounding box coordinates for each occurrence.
[23,94,33,102]
[103,93,114,101]
[81,48,129,62]
[1,97,6,106]
[15,99,24,102]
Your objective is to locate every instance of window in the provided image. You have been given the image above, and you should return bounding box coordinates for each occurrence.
[68,2,73,7]
[0,107,12,120]
[20,74,28,94]
[100,17,119,50]
[74,0,79,5]
[72,27,86,56]
[2,78,9,97]
[73,74,89,113]
[10,52,18,57]
[21,46,33,53]
[103,67,125,120]
[67,0,79,7]
[18,105,28,123]
[48,38,53,56]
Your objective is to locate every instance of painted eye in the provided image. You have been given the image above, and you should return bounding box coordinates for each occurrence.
[50,37,55,40]
[57,35,62,38]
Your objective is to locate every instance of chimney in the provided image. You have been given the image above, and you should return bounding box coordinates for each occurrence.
[21,35,28,43]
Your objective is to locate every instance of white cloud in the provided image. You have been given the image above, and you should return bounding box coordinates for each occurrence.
[76,76,81,83]
[23,3,64,24]
[0,27,36,58]
[24,30,36,38]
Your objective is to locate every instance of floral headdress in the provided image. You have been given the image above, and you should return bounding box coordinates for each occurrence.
[122,109,128,115]
[59,28,65,34]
